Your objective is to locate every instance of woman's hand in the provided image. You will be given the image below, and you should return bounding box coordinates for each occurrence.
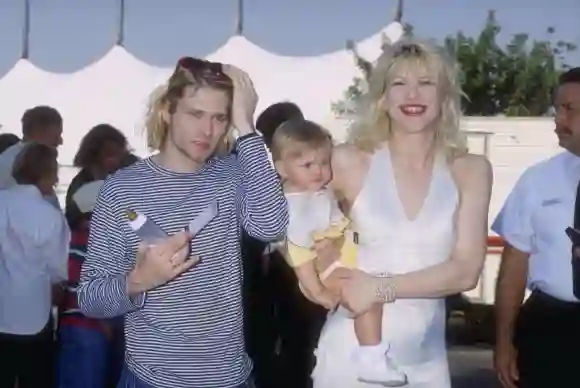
[338,269,381,315]
[127,231,199,295]
[313,237,343,275]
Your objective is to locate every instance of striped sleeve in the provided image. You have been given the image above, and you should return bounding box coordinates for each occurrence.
[77,186,145,318]
[235,134,288,241]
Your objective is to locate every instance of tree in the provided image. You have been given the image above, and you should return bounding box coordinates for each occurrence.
[330,77,366,116]
[446,10,576,116]
[332,10,577,117]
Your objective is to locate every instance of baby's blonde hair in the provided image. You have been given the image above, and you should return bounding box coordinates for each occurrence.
[270,118,332,161]
[144,57,235,155]
[348,38,467,159]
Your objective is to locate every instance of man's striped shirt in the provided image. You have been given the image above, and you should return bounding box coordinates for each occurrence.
[78,135,288,388]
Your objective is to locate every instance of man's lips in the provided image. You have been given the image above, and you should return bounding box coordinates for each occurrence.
[192,141,210,149]
[555,127,571,137]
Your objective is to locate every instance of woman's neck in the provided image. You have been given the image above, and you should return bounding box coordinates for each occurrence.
[386,130,438,169]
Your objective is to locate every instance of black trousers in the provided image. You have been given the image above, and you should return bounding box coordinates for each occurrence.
[514,291,580,388]
[242,236,326,388]
[0,320,54,388]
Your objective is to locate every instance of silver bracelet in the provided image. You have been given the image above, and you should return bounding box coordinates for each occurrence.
[375,278,397,303]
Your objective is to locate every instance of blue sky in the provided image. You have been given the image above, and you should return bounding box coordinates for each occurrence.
[0,0,578,76]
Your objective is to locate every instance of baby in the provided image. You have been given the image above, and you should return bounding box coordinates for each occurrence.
[271,118,407,386]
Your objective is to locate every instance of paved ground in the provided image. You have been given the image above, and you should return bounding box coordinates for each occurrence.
[447,306,499,388]
[449,346,499,388]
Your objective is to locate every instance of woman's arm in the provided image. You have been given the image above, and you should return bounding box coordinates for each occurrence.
[339,154,493,313]
[381,154,493,299]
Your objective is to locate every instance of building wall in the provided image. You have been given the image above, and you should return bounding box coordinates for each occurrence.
[463,117,559,226]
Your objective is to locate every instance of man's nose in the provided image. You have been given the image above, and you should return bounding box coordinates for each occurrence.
[200,117,214,137]
[554,107,567,127]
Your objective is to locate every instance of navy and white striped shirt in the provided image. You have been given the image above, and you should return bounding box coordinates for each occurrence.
[78,135,288,388]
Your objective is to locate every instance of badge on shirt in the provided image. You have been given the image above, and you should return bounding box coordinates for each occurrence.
[542,198,562,207]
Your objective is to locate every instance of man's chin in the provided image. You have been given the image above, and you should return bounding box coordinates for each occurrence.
[187,151,212,164]
[559,139,580,155]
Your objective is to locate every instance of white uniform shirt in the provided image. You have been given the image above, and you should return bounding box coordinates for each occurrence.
[0,141,25,189]
[0,184,70,334]
[492,151,580,302]
[0,141,61,208]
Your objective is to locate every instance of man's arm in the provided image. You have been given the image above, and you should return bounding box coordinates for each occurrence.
[495,244,529,346]
[236,134,289,241]
[77,186,145,318]
[0,144,20,189]
[490,169,536,347]
[490,168,536,388]
[40,210,70,307]
[45,211,70,284]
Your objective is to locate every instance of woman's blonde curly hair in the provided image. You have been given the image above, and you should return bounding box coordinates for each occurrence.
[347,37,468,160]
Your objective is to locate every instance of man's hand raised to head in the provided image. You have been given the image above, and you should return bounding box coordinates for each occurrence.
[222,65,258,136]
[127,230,200,296]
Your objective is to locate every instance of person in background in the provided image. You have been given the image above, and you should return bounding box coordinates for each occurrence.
[493,67,580,388]
[65,124,129,231]
[0,106,63,190]
[0,143,69,388]
[0,106,63,211]
[246,101,327,388]
[58,180,113,388]
[106,151,140,388]
[60,150,139,388]
[0,133,19,154]
[241,231,273,388]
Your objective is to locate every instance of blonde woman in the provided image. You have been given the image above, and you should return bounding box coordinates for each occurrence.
[77,57,288,388]
[311,39,492,388]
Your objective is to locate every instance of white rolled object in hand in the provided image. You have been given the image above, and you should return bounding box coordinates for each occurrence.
[127,210,168,244]
[185,200,218,236]
[126,199,218,246]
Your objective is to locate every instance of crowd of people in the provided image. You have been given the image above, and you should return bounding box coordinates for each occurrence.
[0,32,578,388]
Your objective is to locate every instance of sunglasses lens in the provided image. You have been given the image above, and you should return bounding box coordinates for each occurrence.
[174,57,229,82]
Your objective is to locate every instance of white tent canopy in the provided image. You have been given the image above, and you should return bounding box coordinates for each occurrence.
[0,22,403,165]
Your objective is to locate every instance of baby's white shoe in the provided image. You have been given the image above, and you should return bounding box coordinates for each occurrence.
[354,345,408,387]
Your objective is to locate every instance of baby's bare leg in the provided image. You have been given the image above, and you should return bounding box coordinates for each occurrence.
[321,266,350,294]
[354,304,382,345]
[326,270,406,384]
[323,268,383,345]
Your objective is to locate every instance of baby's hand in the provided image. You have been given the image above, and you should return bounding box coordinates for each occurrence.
[311,287,339,311]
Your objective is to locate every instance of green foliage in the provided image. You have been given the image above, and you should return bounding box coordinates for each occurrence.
[331,77,366,117]
[332,10,577,117]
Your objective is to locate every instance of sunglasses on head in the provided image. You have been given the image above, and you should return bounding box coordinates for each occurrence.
[395,43,422,57]
[175,56,225,77]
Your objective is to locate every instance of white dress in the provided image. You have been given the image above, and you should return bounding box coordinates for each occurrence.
[312,147,458,388]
